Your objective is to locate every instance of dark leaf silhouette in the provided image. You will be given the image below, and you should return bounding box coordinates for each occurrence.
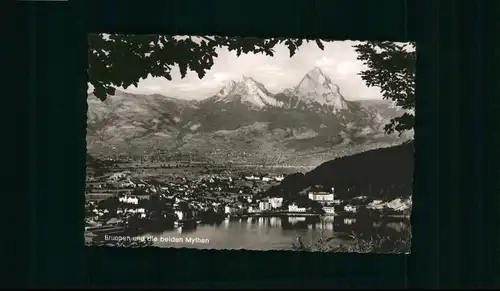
[87,34,326,101]
[353,41,416,134]
[315,39,325,50]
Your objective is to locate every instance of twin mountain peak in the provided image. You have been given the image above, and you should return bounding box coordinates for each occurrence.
[209,66,350,113]
[87,66,409,160]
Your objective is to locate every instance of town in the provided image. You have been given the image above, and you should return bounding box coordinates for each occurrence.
[85,160,412,246]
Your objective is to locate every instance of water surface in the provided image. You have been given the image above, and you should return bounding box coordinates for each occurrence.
[144,215,410,251]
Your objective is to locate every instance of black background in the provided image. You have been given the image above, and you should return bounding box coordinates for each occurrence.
[13,0,497,288]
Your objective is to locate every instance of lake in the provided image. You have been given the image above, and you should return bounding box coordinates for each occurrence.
[144,215,410,251]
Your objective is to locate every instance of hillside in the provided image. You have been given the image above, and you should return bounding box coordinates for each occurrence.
[266,141,414,200]
[86,67,409,165]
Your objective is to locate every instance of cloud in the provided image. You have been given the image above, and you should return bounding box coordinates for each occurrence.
[314,57,335,68]
[336,61,359,76]
[142,85,162,91]
[212,72,230,83]
[255,64,285,76]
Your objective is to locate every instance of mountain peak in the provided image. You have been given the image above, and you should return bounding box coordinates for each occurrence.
[213,75,283,109]
[307,66,326,76]
[241,74,255,83]
[304,66,331,85]
[292,67,349,112]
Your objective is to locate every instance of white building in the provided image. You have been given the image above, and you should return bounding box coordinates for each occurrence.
[248,205,260,213]
[119,196,139,205]
[308,192,334,202]
[269,197,283,209]
[259,201,271,211]
[174,210,184,220]
[344,218,356,225]
[274,175,285,182]
[322,206,335,215]
[119,179,136,188]
[261,177,272,182]
[288,203,306,213]
[344,205,357,213]
[109,171,129,181]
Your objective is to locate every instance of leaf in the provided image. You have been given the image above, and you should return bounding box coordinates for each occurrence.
[105,86,116,95]
[315,39,324,50]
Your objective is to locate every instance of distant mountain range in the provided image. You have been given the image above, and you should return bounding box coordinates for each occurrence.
[87,67,412,165]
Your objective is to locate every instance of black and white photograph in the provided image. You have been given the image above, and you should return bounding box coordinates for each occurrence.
[86,34,415,253]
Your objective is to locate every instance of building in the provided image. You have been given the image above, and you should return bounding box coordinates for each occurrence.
[269,197,283,209]
[242,194,253,203]
[119,179,136,188]
[109,171,129,181]
[119,196,139,205]
[174,210,184,220]
[174,209,197,220]
[261,177,272,182]
[344,205,357,213]
[308,192,334,203]
[259,201,271,211]
[322,206,336,215]
[224,205,237,214]
[248,205,260,213]
[288,203,306,213]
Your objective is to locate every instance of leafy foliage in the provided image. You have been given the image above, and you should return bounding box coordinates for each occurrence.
[353,41,416,134]
[292,224,411,253]
[88,34,325,101]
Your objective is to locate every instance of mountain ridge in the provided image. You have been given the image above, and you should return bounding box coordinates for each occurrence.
[202,67,352,113]
[87,67,409,164]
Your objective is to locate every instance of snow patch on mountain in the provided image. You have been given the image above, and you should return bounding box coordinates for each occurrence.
[213,76,283,109]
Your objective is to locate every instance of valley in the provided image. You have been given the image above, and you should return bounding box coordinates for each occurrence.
[87,66,411,165]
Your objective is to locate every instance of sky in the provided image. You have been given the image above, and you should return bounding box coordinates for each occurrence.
[90,38,412,101]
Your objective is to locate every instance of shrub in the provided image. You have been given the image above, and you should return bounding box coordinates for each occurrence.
[292,226,411,254]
